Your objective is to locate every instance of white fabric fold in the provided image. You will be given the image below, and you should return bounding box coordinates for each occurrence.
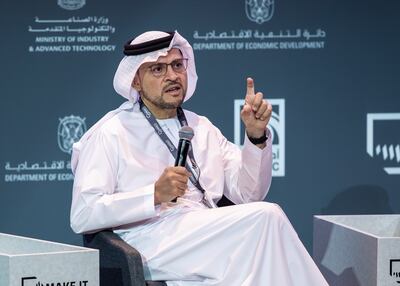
[119,202,329,286]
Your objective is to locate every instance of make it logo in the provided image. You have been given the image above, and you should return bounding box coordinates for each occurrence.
[58,0,85,10]
[245,0,275,24]
[22,276,89,286]
[366,113,400,175]
[58,115,87,154]
[234,99,285,176]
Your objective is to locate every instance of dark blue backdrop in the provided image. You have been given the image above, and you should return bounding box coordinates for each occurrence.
[0,0,399,251]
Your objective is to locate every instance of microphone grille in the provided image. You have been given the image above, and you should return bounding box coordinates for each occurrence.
[179,126,194,141]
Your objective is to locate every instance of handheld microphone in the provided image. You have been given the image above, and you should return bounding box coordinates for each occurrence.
[172,126,194,202]
[174,126,194,167]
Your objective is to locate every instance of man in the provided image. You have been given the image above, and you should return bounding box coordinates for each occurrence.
[70,31,328,285]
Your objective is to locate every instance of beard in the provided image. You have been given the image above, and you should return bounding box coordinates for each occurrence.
[140,85,186,110]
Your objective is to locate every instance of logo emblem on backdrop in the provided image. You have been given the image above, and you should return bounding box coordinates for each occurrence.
[234,99,285,176]
[245,0,275,24]
[58,115,87,154]
[57,0,85,10]
[366,113,400,175]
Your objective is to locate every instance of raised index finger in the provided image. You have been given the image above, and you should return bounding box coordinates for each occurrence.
[246,77,255,96]
[245,77,256,105]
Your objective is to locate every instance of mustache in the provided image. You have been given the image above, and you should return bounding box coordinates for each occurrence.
[163,81,183,92]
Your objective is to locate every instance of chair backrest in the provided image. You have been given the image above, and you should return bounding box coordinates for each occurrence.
[83,230,146,286]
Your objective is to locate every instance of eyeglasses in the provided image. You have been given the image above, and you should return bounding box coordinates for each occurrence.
[147,58,188,77]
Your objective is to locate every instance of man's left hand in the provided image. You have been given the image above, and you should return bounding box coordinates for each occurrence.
[240,77,272,139]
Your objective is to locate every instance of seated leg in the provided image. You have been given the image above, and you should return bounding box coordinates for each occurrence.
[117,202,328,286]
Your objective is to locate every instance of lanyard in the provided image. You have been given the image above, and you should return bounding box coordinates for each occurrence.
[138,99,210,204]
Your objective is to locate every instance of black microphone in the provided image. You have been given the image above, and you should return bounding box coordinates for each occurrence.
[174,126,194,167]
[172,126,194,202]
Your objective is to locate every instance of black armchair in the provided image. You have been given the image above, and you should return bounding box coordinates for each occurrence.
[83,196,234,286]
[83,230,167,286]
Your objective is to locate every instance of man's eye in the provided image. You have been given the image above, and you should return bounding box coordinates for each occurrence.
[151,65,163,73]
[172,61,183,69]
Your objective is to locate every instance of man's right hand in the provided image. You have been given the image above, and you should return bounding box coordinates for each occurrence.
[154,166,190,205]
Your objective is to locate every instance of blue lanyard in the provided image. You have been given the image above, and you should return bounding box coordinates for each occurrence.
[138,99,207,196]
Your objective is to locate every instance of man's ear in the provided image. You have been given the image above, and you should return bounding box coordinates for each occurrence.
[132,73,141,91]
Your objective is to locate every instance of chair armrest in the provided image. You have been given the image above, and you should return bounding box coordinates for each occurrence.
[83,230,146,286]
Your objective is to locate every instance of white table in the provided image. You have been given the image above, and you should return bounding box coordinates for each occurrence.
[313,215,400,286]
[0,233,98,286]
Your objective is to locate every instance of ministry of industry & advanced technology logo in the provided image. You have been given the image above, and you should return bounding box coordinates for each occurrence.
[366,113,400,175]
[58,115,87,154]
[245,0,275,24]
[234,99,285,176]
[58,0,86,10]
